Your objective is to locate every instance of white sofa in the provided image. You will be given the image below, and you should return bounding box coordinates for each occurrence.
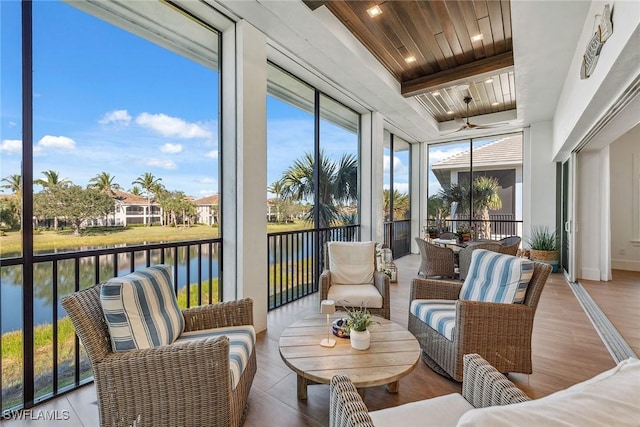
[329,354,640,427]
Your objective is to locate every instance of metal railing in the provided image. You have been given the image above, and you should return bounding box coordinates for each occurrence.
[425,215,523,241]
[0,238,221,414]
[383,219,411,258]
[267,224,360,310]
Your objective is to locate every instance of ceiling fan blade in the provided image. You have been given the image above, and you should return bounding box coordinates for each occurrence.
[469,122,508,129]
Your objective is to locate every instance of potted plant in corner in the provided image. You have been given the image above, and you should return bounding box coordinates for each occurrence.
[526,226,559,272]
[344,304,378,350]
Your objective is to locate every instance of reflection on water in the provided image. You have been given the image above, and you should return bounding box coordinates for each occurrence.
[0,245,219,334]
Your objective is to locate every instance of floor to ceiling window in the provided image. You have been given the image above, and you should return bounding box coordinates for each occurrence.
[266,64,360,310]
[1,0,221,412]
[427,132,523,241]
[383,132,411,257]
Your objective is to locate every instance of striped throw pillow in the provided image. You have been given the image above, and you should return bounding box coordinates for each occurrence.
[460,249,534,304]
[175,325,256,390]
[100,265,185,352]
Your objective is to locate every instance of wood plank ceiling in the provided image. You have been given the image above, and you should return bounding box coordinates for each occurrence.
[305,0,515,124]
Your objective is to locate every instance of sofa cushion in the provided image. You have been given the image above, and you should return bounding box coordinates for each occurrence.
[328,284,383,309]
[456,357,640,427]
[175,325,256,390]
[328,241,375,285]
[370,393,474,427]
[410,299,457,341]
[100,265,184,352]
[460,250,533,304]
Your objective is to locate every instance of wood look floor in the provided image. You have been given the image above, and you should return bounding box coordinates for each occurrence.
[3,256,637,427]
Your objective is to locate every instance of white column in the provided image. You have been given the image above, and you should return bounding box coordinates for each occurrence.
[221,20,268,332]
[359,112,385,243]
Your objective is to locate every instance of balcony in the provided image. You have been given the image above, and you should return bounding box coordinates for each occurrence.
[1,254,636,426]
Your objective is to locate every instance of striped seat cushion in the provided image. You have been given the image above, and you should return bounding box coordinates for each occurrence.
[410,299,457,341]
[175,325,256,390]
[100,265,185,352]
[460,249,534,304]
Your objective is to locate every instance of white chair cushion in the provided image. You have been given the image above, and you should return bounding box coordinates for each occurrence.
[456,357,640,427]
[370,393,474,427]
[460,249,533,304]
[100,265,185,352]
[328,241,375,285]
[327,284,383,309]
[175,325,256,390]
[410,299,457,341]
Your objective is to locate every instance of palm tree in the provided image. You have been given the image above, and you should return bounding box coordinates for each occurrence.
[34,170,70,230]
[34,170,70,189]
[88,172,120,195]
[130,185,142,196]
[279,151,357,228]
[471,176,502,239]
[132,172,162,226]
[438,176,502,239]
[1,174,22,230]
[383,189,409,221]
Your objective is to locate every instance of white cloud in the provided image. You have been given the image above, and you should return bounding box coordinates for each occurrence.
[160,143,183,154]
[99,109,131,126]
[199,177,215,184]
[383,155,407,175]
[8,121,16,127]
[143,158,176,170]
[205,150,218,159]
[38,135,76,150]
[394,182,409,194]
[136,112,212,139]
[199,189,217,196]
[0,139,21,154]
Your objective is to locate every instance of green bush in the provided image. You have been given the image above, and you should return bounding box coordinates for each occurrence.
[526,226,558,251]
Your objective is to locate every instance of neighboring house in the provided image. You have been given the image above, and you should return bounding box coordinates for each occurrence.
[194,194,219,226]
[431,134,523,220]
[267,198,280,223]
[109,189,161,226]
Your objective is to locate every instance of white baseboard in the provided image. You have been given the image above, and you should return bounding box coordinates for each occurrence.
[611,259,640,272]
[579,268,601,281]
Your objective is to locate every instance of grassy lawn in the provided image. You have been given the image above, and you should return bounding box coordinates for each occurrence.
[0,222,312,258]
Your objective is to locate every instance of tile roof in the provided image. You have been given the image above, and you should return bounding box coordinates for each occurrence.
[432,134,523,170]
[194,194,219,205]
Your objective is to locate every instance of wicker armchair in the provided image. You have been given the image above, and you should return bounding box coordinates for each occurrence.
[457,241,502,280]
[329,354,531,427]
[62,285,256,427]
[408,260,552,382]
[320,241,390,319]
[498,236,522,256]
[415,237,456,279]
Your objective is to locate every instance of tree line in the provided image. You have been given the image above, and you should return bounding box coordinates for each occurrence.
[0,171,200,235]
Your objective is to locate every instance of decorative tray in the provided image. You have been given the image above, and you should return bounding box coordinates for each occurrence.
[332,318,350,338]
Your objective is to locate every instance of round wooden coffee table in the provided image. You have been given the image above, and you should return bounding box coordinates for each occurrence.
[279,314,420,400]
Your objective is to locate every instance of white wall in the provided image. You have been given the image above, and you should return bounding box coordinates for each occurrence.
[610,124,640,271]
[553,1,640,157]
[523,122,557,243]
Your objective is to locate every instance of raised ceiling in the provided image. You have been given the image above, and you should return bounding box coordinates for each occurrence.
[304,0,515,124]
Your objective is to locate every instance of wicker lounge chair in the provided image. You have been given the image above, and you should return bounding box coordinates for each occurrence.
[62,278,256,427]
[408,251,552,382]
[320,241,390,319]
[329,353,531,427]
[498,236,522,256]
[415,237,456,279]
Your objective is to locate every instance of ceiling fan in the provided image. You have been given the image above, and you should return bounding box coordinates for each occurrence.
[447,95,507,133]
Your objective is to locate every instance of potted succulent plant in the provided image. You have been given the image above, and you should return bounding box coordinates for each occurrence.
[344,304,378,350]
[526,226,559,272]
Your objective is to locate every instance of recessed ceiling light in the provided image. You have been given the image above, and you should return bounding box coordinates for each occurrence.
[432,91,441,97]
[485,78,493,84]
[405,56,416,63]
[471,34,484,42]
[492,102,500,106]
[367,5,382,17]
[446,110,454,115]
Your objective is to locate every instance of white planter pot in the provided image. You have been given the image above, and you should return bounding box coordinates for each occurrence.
[350,329,371,350]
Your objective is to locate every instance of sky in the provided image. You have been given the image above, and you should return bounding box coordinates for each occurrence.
[1,0,410,201]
